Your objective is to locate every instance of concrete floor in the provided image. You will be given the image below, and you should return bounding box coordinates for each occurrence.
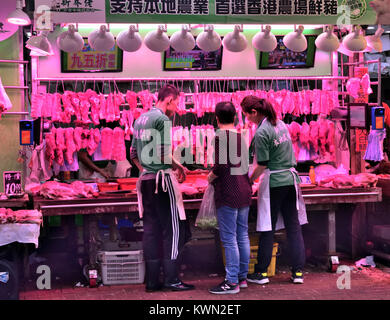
[19,261,390,300]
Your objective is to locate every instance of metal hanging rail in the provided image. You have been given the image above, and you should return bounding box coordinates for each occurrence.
[36,76,349,82]
[1,112,29,115]
[343,59,381,66]
[0,59,29,64]
[3,86,29,89]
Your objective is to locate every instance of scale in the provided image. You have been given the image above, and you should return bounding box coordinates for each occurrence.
[19,119,41,146]
[371,106,385,130]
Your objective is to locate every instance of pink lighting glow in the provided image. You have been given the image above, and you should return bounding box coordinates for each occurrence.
[7,17,30,26]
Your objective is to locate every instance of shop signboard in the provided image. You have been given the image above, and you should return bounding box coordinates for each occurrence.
[60,39,123,73]
[35,0,377,24]
[3,171,22,195]
[105,0,376,24]
[34,0,106,23]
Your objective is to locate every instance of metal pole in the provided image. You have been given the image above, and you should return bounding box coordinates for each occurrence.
[343,59,380,66]
[35,76,349,82]
[0,59,29,64]
[1,112,29,115]
[3,86,29,89]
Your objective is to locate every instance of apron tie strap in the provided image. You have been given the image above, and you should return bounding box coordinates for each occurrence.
[155,169,168,194]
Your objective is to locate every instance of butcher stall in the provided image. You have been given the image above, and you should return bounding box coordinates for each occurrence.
[29,169,382,267]
[1,16,390,293]
[18,73,390,284]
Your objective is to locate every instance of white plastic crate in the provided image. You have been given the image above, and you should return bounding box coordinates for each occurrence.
[98,250,145,285]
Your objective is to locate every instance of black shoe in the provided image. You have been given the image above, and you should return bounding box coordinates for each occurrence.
[162,259,195,291]
[209,280,240,295]
[247,272,270,285]
[164,280,195,291]
[291,270,304,284]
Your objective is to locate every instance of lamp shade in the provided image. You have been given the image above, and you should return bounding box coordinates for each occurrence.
[366,26,384,52]
[223,25,247,52]
[144,25,170,52]
[26,31,53,56]
[337,41,355,57]
[88,25,115,51]
[170,25,195,52]
[6,0,31,26]
[342,25,367,52]
[315,25,340,52]
[283,25,307,52]
[117,25,143,52]
[196,25,221,52]
[252,25,277,52]
[57,24,84,53]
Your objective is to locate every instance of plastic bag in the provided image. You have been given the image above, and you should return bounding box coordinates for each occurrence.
[195,184,217,229]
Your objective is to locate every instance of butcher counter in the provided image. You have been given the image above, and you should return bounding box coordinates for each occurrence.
[33,186,383,258]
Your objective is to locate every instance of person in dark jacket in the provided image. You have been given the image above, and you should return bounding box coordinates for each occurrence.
[208,101,252,294]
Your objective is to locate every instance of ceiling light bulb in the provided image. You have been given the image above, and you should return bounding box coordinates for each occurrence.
[315,25,340,52]
[343,25,367,52]
[196,25,221,52]
[116,25,143,52]
[283,25,307,52]
[57,24,84,53]
[26,31,53,56]
[6,0,31,26]
[366,26,384,52]
[88,25,115,51]
[252,25,277,52]
[222,25,248,52]
[144,25,170,52]
[170,25,195,52]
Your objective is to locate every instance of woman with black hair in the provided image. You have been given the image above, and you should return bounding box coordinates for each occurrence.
[241,95,307,285]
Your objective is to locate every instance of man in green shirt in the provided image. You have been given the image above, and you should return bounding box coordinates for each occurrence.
[130,84,194,292]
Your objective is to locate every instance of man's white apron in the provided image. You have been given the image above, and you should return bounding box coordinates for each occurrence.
[136,169,186,220]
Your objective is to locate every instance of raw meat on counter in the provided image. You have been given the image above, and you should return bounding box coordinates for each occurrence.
[318,173,378,189]
[178,174,209,196]
[31,181,98,199]
[0,208,42,225]
[178,183,199,195]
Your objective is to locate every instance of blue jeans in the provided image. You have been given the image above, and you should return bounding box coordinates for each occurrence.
[217,206,250,284]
